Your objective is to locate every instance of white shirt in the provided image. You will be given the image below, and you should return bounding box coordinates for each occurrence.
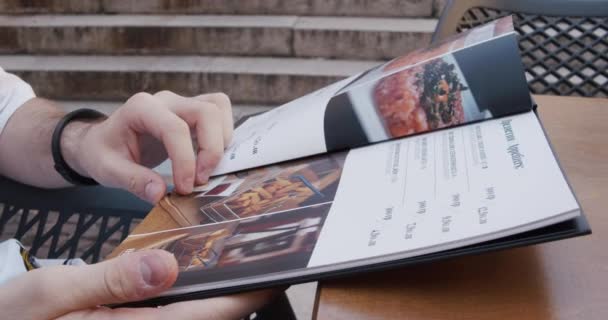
[0,70,75,283]
[0,69,38,283]
[0,67,35,134]
[0,239,85,285]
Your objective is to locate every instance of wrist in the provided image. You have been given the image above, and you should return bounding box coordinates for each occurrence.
[60,120,97,179]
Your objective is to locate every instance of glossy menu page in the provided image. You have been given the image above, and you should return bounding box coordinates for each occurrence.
[114,111,579,297]
[210,17,531,176]
[308,111,578,267]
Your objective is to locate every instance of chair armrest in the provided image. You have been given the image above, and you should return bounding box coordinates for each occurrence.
[0,175,152,219]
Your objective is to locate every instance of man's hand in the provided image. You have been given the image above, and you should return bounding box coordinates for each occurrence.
[0,91,233,203]
[0,250,277,320]
[64,91,234,202]
[0,92,281,318]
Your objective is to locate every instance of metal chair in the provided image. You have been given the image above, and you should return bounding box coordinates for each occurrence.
[433,0,608,97]
[0,175,151,262]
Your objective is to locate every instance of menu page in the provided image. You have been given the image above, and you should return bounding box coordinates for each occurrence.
[113,111,579,294]
[211,76,357,176]
[211,17,531,176]
[308,111,579,266]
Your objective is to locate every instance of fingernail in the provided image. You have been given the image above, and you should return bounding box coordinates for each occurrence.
[145,182,163,203]
[183,177,194,192]
[197,170,210,184]
[140,254,170,287]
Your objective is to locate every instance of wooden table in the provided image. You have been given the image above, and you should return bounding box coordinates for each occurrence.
[314,95,608,320]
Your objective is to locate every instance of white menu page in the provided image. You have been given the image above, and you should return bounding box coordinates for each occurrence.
[308,111,579,267]
[211,76,359,176]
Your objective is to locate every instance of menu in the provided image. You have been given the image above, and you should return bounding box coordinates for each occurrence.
[108,17,587,306]
[111,110,579,296]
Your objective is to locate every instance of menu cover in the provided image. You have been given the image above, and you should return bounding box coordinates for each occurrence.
[108,17,590,307]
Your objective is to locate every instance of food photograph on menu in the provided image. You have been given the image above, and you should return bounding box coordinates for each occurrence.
[158,153,347,227]
[373,56,470,137]
[323,24,531,151]
[118,203,334,285]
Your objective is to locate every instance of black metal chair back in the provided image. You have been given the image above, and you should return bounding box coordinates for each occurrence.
[433,0,608,97]
[0,176,151,263]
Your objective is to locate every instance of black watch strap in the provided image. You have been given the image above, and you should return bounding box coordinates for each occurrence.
[52,108,107,186]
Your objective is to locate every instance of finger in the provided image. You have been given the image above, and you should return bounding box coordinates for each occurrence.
[154,91,233,145]
[0,250,178,320]
[159,289,280,320]
[194,92,234,146]
[192,105,224,184]
[58,306,157,320]
[98,153,167,203]
[59,289,284,320]
[123,93,196,194]
[154,91,226,184]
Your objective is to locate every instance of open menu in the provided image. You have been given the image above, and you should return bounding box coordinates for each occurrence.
[109,17,590,306]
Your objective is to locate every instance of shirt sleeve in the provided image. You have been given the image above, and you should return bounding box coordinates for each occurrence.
[0,67,36,134]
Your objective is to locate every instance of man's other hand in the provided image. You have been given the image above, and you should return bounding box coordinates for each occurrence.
[62,92,234,203]
[0,249,276,320]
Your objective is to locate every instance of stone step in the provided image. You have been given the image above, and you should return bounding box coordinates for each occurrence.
[0,0,441,18]
[0,15,436,60]
[1,55,380,104]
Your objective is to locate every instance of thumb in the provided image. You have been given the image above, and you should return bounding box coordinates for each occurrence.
[96,154,167,203]
[0,250,178,320]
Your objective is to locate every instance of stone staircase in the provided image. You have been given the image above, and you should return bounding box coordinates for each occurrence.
[0,0,442,17]
[0,0,442,107]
